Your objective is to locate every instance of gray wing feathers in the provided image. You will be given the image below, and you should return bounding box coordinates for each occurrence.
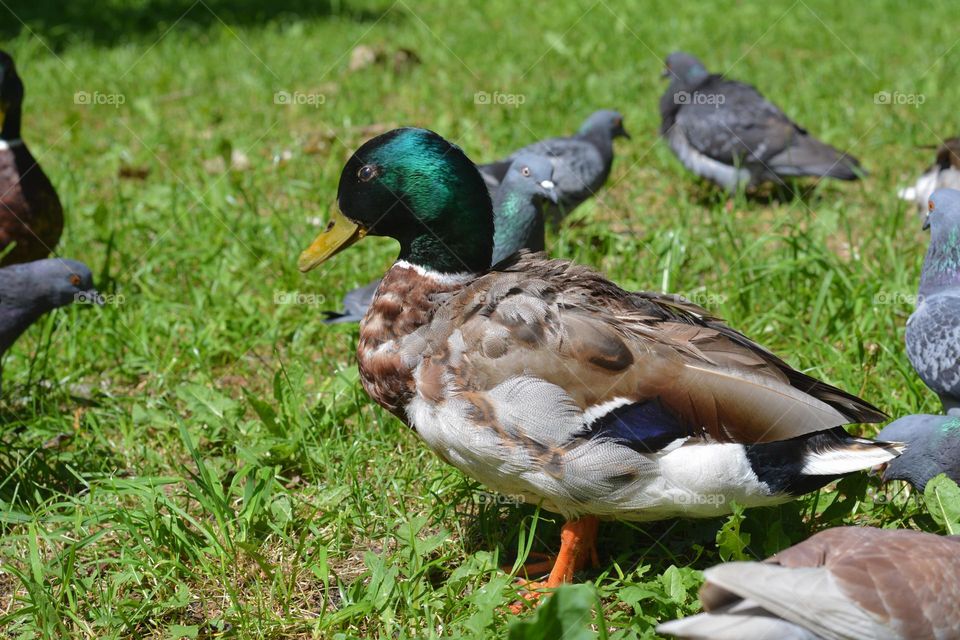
[906,295,960,405]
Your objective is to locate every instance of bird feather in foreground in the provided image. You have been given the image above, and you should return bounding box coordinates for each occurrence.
[297,127,900,599]
[658,526,960,640]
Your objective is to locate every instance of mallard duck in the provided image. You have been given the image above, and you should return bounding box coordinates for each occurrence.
[904,188,960,415]
[0,51,63,266]
[322,153,557,324]
[0,258,98,389]
[660,52,864,191]
[478,110,629,224]
[298,128,900,596]
[659,526,960,639]
[898,138,960,214]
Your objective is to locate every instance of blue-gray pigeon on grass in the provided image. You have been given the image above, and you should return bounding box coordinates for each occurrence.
[659,526,960,639]
[877,414,960,491]
[659,52,864,192]
[906,188,960,415]
[477,109,629,223]
[322,154,558,324]
[0,258,99,388]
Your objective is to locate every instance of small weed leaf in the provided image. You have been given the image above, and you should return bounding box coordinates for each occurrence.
[507,583,604,640]
[924,474,960,534]
[716,502,751,562]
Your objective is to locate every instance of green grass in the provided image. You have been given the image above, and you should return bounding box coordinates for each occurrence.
[1,0,959,637]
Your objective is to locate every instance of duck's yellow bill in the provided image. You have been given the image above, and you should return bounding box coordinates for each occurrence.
[298,208,368,272]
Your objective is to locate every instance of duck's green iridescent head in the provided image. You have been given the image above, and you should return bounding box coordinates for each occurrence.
[299,128,494,274]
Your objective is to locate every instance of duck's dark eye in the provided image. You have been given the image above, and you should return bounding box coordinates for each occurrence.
[521,166,531,177]
[357,165,378,182]
[69,274,81,286]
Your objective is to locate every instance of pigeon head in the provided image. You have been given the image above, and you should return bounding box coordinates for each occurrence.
[578,110,630,141]
[663,51,709,87]
[0,50,23,139]
[924,187,960,231]
[0,259,99,311]
[299,127,493,275]
[919,188,960,295]
[877,414,960,491]
[502,153,558,204]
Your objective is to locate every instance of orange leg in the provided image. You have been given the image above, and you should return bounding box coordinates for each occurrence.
[509,516,599,612]
[500,551,557,578]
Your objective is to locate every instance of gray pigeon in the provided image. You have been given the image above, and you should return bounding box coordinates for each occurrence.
[658,526,960,640]
[659,52,864,192]
[0,258,99,387]
[906,188,960,415]
[877,414,960,490]
[899,137,960,214]
[322,154,558,324]
[477,109,629,223]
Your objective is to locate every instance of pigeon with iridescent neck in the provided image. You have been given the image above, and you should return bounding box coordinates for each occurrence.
[477,110,629,224]
[906,188,960,415]
[321,153,557,324]
[877,414,960,490]
[0,50,63,266]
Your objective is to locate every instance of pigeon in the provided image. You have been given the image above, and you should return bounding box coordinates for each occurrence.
[0,50,64,266]
[877,414,960,491]
[0,258,99,388]
[906,188,960,415]
[898,137,960,214]
[659,52,864,192]
[658,526,960,640]
[321,153,558,324]
[477,109,629,223]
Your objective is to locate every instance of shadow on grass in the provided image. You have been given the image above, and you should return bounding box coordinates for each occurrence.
[0,0,396,49]
[0,420,119,531]
[455,494,816,582]
[686,177,831,209]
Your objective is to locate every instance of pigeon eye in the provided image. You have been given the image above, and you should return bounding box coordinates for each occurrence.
[929,199,935,212]
[521,166,531,177]
[69,274,81,286]
[357,165,378,182]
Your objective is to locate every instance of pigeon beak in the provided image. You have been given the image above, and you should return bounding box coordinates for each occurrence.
[660,66,671,79]
[922,215,931,231]
[540,180,559,204]
[620,125,632,140]
[298,207,368,273]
